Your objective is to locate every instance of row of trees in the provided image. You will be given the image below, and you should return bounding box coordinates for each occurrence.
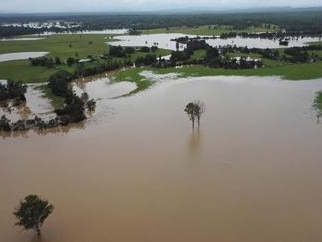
[168,39,264,69]
[0,80,27,103]
[28,45,160,78]
[2,10,322,38]
[0,70,97,132]
[29,56,62,67]
[0,80,27,111]
[169,38,322,67]
[47,70,96,124]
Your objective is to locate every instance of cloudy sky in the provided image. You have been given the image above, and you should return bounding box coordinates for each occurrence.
[1,0,322,13]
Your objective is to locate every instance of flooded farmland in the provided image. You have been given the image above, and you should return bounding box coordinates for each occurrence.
[1,75,322,242]
[0,52,49,62]
[111,33,321,50]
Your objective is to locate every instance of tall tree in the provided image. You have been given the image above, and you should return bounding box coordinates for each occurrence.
[194,100,205,127]
[13,194,54,236]
[184,102,196,128]
[184,101,205,129]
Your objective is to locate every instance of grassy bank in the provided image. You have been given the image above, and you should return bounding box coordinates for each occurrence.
[113,68,153,94]
[153,63,322,80]
[36,85,65,109]
[114,62,322,94]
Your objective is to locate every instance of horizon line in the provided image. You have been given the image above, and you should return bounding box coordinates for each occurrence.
[1,5,322,15]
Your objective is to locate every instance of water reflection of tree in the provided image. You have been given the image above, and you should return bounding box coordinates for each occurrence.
[0,121,85,139]
[19,104,32,120]
[188,127,201,156]
[29,234,47,242]
[35,121,85,136]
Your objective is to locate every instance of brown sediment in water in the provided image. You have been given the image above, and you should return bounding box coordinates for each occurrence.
[1,76,322,242]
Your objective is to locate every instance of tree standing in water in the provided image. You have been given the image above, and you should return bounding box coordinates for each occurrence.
[13,194,54,236]
[184,101,205,129]
[184,102,196,128]
[194,100,205,127]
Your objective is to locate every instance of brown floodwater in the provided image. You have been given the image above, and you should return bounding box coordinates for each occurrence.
[1,76,322,242]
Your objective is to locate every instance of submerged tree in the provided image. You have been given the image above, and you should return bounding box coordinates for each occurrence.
[184,102,196,128]
[13,194,54,236]
[184,100,205,129]
[313,91,322,123]
[194,100,205,127]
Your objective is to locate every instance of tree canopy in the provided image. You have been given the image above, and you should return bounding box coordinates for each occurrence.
[184,100,205,128]
[13,194,54,236]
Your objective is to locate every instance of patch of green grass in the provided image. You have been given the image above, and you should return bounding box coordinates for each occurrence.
[0,34,109,60]
[0,60,74,83]
[313,91,322,111]
[192,50,207,60]
[308,41,322,46]
[114,62,322,91]
[36,85,65,109]
[113,67,153,94]
[154,63,322,80]
[0,60,58,83]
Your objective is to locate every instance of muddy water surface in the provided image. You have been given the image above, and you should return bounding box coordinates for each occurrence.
[1,76,322,242]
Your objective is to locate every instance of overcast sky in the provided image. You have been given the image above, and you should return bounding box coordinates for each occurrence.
[1,0,322,13]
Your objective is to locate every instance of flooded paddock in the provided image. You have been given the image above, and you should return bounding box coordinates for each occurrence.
[111,33,321,50]
[0,52,49,63]
[0,83,54,122]
[1,76,322,242]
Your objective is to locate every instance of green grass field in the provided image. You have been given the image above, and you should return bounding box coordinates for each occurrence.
[114,62,322,93]
[0,34,109,59]
[0,60,74,83]
[113,67,152,94]
[0,34,171,83]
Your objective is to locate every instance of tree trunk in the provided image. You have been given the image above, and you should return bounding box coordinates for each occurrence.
[34,226,41,236]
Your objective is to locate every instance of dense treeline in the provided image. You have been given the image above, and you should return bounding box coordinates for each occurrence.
[169,37,322,66]
[47,70,96,125]
[29,56,61,67]
[1,9,322,37]
[28,44,160,77]
[0,71,97,132]
[160,39,263,69]
[0,80,27,105]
